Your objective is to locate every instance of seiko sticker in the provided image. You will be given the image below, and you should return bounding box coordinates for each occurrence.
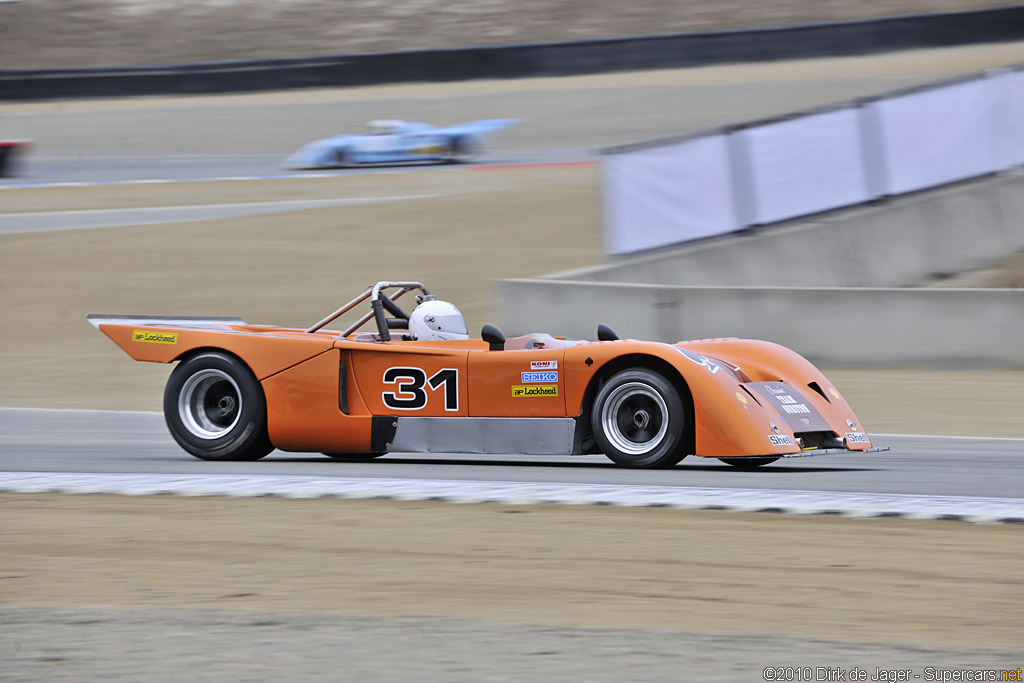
[846,432,869,443]
[131,330,177,345]
[521,371,557,383]
[530,360,557,370]
[512,384,558,398]
[769,434,794,446]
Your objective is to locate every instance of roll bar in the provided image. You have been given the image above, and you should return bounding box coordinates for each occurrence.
[304,281,431,341]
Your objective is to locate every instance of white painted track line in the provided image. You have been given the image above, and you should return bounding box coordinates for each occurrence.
[0,195,437,234]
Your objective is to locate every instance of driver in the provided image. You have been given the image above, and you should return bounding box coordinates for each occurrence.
[408,298,469,341]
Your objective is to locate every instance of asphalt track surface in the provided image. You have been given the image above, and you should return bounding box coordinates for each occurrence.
[2,408,1021,500]
[0,148,593,187]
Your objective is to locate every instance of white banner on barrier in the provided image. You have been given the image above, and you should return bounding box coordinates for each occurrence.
[1013,70,1024,166]
[989,69,1024,169]
[602,135,738,255]
[873,78,995,195]
[739,107,871,225]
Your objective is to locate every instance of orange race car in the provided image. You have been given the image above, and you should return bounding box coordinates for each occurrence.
[89,281,885,469]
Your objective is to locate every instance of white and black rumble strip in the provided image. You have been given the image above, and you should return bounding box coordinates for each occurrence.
[0,473,1021,524]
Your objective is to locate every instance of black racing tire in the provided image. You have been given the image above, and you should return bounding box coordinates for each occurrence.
[334,148,349,167]
[718,457,780,469]
[0,147,10,177]
[163,351,274,461]
[591,368,688,469]
[445,136,477,163]
[323,453,386,460]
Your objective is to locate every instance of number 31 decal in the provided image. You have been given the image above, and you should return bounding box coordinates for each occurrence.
[382,367,459,411]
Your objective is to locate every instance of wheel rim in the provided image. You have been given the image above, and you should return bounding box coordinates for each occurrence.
[179,369,242,439]
[601,382,669,456]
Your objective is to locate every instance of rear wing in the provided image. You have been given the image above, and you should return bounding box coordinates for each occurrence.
[87,314,248,362]
[87,314,245,329]
[87,313,336,378]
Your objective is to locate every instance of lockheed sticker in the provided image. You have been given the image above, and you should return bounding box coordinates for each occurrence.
[512,384,558,397]
[131,330,178,345]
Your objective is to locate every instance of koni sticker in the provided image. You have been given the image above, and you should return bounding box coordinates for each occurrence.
[512,384,558,397]
[132,330,178,345]
[530,360,557,370]
[521,371,557,383]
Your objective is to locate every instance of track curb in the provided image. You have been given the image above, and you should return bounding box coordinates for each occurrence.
[1,472,1021,524]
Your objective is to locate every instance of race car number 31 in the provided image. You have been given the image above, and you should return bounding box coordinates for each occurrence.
[382,367,459,411]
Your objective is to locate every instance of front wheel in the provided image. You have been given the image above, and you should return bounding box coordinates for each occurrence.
[592,368,688,469]
[164,351,274,461]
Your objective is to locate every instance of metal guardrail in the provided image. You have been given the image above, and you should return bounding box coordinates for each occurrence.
[2,5,1024,100]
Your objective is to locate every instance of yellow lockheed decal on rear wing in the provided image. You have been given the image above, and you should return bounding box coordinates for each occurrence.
[132,330,178,344]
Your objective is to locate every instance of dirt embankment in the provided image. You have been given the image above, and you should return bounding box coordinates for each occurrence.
[4,494,1022,652]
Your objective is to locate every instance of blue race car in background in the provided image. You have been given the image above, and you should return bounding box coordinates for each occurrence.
[285,119,519,168]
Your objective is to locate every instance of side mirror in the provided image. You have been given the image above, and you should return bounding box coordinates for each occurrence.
[481,323,505,351]
[597,323,619,341]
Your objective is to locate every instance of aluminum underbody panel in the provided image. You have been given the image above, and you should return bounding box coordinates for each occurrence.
[391,416,577,455]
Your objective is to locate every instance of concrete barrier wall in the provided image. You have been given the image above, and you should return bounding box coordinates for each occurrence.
[496,279,1024,367]
[4,6,1024,100]
[552,173,1024,289]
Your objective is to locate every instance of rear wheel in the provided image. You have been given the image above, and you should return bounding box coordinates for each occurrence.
[592,368,688,469]
[164,351,274,461]
[718,457,780,468]
[446,136,477,163]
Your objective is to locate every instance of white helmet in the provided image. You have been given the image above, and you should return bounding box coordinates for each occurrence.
[409,299,469,341]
